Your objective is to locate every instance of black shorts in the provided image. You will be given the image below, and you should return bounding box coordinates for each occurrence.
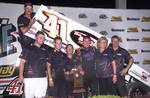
[98,77,117,95]
[115,76,128,97]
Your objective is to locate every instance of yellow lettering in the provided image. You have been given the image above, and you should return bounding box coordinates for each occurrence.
[2,67,8,74]
[0,66,15,77]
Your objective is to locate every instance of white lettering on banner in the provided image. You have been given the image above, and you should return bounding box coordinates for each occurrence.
[37,11,69,45]
[74,31,96,46]
[6,79,23,95]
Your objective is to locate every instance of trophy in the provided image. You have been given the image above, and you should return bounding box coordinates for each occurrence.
[73,50,85,94]
[72,66,85,93]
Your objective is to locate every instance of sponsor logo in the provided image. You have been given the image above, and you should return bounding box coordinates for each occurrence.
[117,53,122,56]
[127,17,140,21]
[128,49,138,54]
[111,28,125,32]
[6,78,23,95]
[27,29,36,35]
[141,37,150,42]
[111,16,122,22]
[130,70,150,81]
[36,11,69,45]
[143,60,150,64]
[70,30,98,46]
[89,22,98,27]
[142,16,150,22]
[0,66,15,77]
[127,27,138,32]
[1,24,15,53]
[103,53,108,56]
[0,18,9,24]
[99,14,108,19]
[78,13,87,18]
[99,31,108,36]
[141,49,150,53]
[134,61,140,64]
[126,38,140,41]
[141,72,150,81]
[142,28,150,32]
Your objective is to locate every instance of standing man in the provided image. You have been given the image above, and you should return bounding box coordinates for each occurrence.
[95,36,117,95]
[47,36,66,98]
[18,31,52,98]
[76,36,97,98]
[17,2,35,48]
[109,35,134,98]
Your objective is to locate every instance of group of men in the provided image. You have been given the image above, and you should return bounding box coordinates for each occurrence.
[17,2,134,98]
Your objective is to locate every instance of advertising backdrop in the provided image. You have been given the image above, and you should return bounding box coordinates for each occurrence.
[0,1,149,76]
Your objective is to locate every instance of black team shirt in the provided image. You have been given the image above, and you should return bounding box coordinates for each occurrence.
[108,46,133,75]
[19,44,48,78]
[48,49,65,79]
[95,49,114,78]
[64,56,76,72]
[17,13,35,48]
[80,46,96,78]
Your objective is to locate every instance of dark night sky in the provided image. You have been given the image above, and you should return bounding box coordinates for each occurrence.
[0,0,150,9]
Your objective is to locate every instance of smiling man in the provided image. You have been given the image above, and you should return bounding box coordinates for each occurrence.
[18,31,49,98]
[17,2,35,49]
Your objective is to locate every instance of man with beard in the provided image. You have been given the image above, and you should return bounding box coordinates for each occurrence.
[17,2,35,48]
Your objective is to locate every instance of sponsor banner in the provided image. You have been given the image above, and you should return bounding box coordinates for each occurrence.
[0,3,150,69]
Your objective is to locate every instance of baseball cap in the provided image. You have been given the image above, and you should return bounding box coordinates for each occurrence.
[24,2,33,7]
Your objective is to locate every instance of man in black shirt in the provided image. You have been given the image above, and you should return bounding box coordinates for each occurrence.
[76,36,97,97]
[108,35,134,98]
[17,2,35,48]
[47,36,66,98]
[18,31,51,98]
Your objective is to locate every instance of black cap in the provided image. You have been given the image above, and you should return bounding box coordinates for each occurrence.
[24,2,33,7]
